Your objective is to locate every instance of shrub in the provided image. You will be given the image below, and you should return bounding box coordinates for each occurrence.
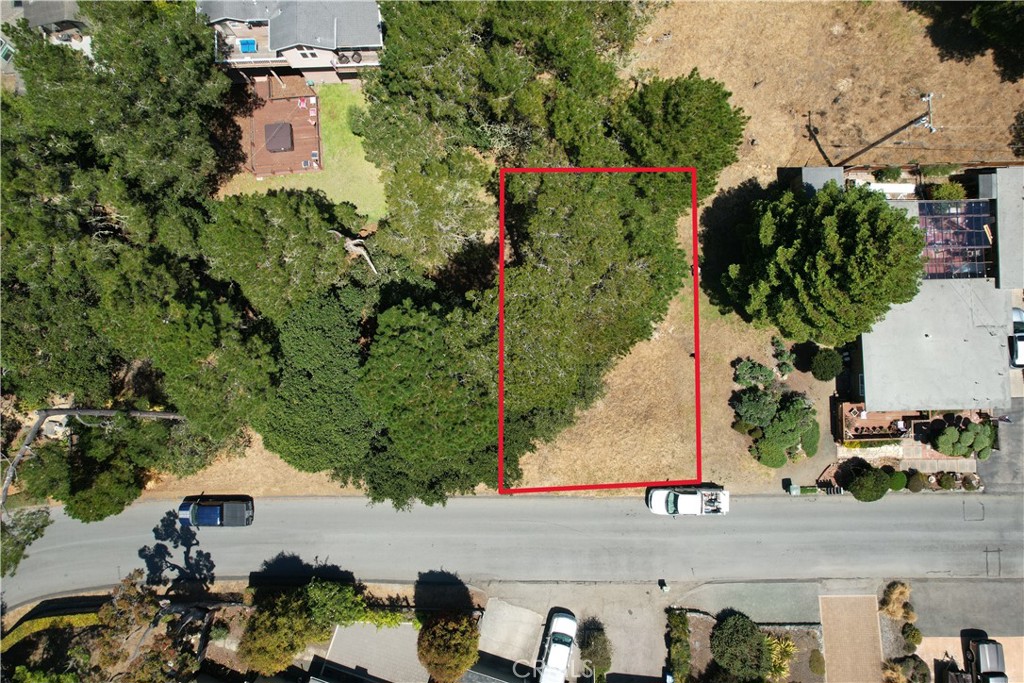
[929,182,967,200]
[210,621,230,641]
[889,471,907,491]
[810,348,843,381]
[896,654,931,683]
[920,163,960,177]
[902,623,923,652]
[757,446,789,469]
[907,471,927,493]
[801,421,820,458]
[0,613,101,654]
[766,634,796,682]
[238,590,320,676]
[416,613,479,683]
[938,473,956,490]
[874,166,903,182]
[962,475,980,492]
[734,358,776,388]
[850,467,890,502]
[934,425,959,454]
[667,611,691,681]
[306,580,369,636]
[732,420,755,435]
[883,659,908,683]
[903,602,917,624]
[880,581,912,619]
[771,336,796,377]
[711,613,770,681]
[731,387,780,428]
[580,626,613,683]
[809,649,826,676]
[977,447,991,461]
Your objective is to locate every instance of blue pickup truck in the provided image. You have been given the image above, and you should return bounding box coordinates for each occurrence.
[178,495,254,527]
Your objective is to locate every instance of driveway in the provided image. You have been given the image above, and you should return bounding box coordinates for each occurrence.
[819,595,884,683]
[980,396,1023,494]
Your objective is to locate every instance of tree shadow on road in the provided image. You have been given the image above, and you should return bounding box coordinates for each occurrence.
[413,569,476,623]
[137,510,215,598]
[248,551,356,590]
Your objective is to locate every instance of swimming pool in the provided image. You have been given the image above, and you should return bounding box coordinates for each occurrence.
[239,38,257,54]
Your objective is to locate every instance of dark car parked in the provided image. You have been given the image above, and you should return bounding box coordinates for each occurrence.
[178,494,254,527]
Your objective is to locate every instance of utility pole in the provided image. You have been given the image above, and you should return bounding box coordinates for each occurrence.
[833,92,938,168]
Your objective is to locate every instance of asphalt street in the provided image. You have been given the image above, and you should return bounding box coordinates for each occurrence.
[4,494,1022,609]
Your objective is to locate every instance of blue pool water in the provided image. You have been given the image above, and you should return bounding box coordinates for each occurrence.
[239,39,257,54]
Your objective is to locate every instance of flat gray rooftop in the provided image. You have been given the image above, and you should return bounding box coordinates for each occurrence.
[862,279,1012,412]
[994,166,1023,289]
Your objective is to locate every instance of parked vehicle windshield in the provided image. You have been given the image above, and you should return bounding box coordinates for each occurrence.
[666,492,679,515]
[551,633,573,647]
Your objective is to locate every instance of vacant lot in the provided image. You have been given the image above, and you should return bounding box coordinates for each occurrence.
[219,82,387,222]
[630,1,1022,189]
[518,1,1021,492]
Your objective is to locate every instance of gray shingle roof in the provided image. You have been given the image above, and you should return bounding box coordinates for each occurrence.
[861,279,1012,412]
[23,0,80,29]
[197,0,382,51]
[269,1,382,52]
[196,0,279,23]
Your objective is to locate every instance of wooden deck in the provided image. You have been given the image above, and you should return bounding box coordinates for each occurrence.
[245,78,322,177]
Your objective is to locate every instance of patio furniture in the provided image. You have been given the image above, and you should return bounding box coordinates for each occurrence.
[351,51,362,64]
[309,108,317,117]
[301,160,310,169]
[309,96,317,105]
[298,97,307,110]
[311,151,319,161]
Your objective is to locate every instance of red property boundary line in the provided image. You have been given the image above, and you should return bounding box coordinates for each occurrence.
[498,166,702,494]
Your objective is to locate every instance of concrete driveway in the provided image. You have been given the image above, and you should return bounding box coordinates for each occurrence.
[477,599,544,678]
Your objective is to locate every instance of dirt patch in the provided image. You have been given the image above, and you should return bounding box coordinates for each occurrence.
[139,430,363,500]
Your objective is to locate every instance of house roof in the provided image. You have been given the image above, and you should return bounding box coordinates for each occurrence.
[270,1,382,51]
[799,166,844,196]
[23,0,80,29]
[861,279,1012,412]
[195,0,279,23]
[993,167,1023,289]
[197,0,382,51]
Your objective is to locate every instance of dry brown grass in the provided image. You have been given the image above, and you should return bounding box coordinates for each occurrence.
[629,2,1023,189]
[140,429,363,500]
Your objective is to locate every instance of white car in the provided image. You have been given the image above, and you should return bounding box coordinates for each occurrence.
[537,611,577,683]
[646,487,730,516]
[1012,308,1024,369]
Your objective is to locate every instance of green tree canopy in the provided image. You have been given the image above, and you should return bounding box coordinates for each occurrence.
[238,590,319,676]
[726,182,925,346]
[417,613,480,683]
[850,467,891,503]
[256,286,375,477]
[202,191,366,323]
[615,71,747,200]
[710,613,770,681]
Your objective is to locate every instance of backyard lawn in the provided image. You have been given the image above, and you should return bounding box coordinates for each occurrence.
[219,83,387,223]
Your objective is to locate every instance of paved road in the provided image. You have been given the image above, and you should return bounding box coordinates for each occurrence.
[4,494,1022,608]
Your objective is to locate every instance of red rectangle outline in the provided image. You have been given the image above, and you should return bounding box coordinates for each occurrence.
[498,166,702,493]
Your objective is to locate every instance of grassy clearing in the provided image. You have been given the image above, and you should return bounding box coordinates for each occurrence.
[219,83,387,223]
